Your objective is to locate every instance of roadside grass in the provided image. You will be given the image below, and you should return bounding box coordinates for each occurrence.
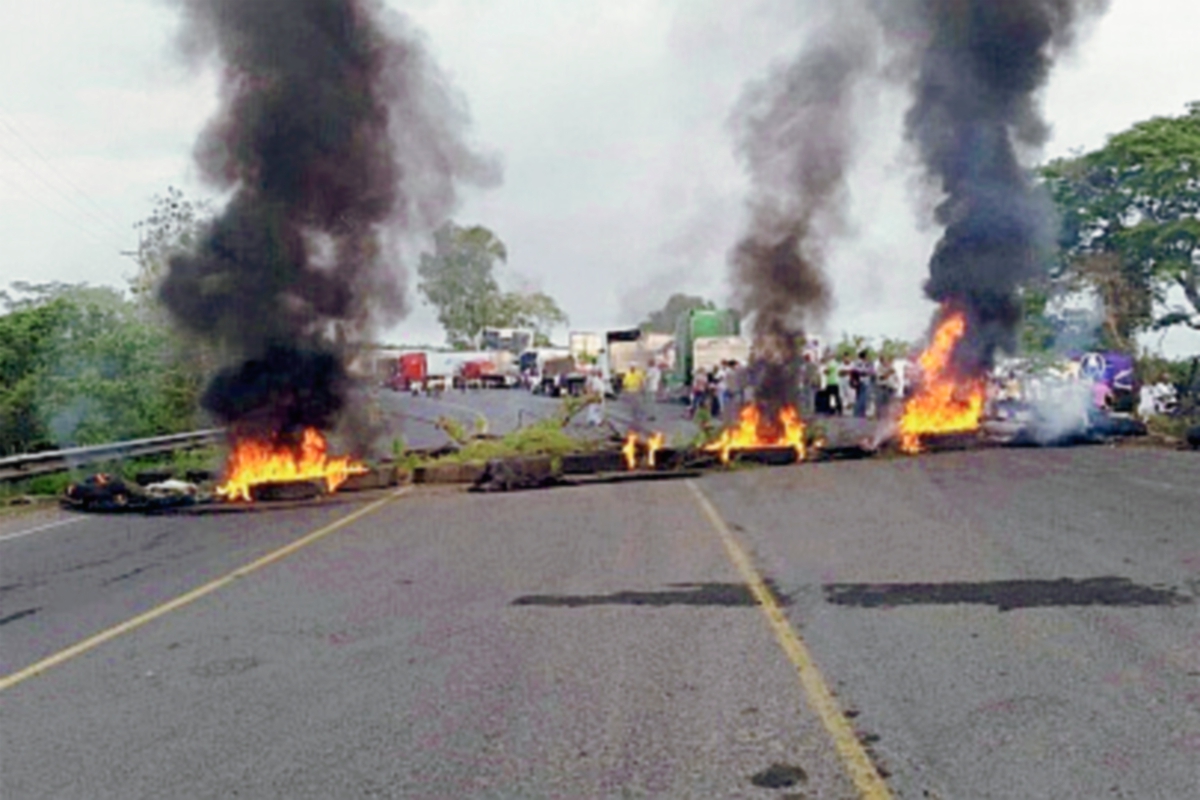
[0,445,224,502]
[4,396,652,501]
[425,417,600,466]
[1145,414,1196,441]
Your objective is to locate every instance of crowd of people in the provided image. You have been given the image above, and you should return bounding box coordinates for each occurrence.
[684,351,913,422]
[581,346,1187,432]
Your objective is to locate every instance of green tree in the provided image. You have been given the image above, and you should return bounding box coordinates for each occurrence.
[131,187,212,306]
[0,292,73,454]
[0,283,202,454]
[129,189,218,398]
[1041,102,1200,348]
[639,293,715,334]
[1017,284,1059,356]
[877,337,913,362]
[834,333,872,361]
[417,222,507,348]
[490,290,569,344]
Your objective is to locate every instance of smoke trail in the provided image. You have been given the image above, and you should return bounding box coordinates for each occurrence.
[160,0,495,443]
[729,3,878,416]
[728,1,1107,412]
[889,0,1110,374]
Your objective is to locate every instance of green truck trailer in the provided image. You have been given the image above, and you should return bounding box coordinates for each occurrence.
[672,308,741,387]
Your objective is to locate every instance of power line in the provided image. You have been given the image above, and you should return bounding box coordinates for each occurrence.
[0,127,132,245]
[0,165,130,254]
[0,112,132,234]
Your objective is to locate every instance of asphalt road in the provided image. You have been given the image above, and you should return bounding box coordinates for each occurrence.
[1,429,1197,798]
[375,387,563,450]
[374,386,702,450]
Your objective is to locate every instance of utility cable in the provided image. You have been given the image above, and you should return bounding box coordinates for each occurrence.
[0,112,131,234]
[0,166,128,254]
[0,131,131,248]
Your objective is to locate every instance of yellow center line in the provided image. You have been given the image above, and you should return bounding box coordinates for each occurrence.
[686,479,893,800]
[0,486,411,694]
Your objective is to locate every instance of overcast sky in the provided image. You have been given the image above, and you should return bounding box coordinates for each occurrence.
[2,0,1198,355]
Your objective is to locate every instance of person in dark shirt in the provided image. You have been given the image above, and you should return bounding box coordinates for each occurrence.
[851,350,873,418]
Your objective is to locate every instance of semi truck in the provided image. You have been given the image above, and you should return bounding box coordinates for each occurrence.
[387,349,517,392]
[693,335,751,376]
[568,331,604,363]
[673,308,741,387]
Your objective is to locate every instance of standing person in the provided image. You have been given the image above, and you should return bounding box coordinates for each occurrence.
[815,357,830,415]
[585,369,606,426]
[852,350,873,418]
[822,357,841,415]
[708,367,723,419]
[646,361,662,403]
[876,356,897,418]
[838,355,854,416]
[689,369,709,419]
[624,365,644,395]
[716,361,733,421]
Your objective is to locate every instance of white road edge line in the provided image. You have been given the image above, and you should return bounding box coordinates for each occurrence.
[0,515,87,543]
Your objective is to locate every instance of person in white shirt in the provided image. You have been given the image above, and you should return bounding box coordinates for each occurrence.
[646,362,662,400]
[585,370,606,426]
[714,362,730,420]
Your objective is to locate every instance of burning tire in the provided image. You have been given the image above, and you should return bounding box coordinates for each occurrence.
[62,475,140,512]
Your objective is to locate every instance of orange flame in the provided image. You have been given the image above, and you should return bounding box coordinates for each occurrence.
[621,432,639,471]
[646,432,666,468]
[898,311,985,453]
[622,432,668,470]
[703,404,807,465]
[217,428,368,502]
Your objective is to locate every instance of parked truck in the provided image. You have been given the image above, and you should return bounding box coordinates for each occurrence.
[568,331,604,364]
[388,352,428,393]
[387,349,516,393]
[604,328,643,380]
[693,335,751,376]
[518,348,571,389]
[673,308,741,387]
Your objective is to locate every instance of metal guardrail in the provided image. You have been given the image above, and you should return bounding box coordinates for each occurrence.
[0,430,224,483]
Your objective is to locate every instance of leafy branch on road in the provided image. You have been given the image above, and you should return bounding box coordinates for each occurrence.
[423,418,594,466]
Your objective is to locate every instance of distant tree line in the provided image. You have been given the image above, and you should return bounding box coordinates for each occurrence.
[1034,101,1200,352]
[0,282,202,455]
[0,188,218,456]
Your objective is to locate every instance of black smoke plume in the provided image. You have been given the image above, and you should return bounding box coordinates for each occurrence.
[729,5,878,417]
[891,0,1110,375]
[729,0,1108,403]
[161,0,494,443]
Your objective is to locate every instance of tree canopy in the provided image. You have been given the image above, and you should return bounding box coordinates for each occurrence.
[1041,102,1200,349]
[131,186,212,306]
[417,222,568,348]
[490,290,569,346]
[0,283,201,455]
[639,293,715,334]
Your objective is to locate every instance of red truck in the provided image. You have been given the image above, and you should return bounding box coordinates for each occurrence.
[460,358,516,389]
[389,352,428,393]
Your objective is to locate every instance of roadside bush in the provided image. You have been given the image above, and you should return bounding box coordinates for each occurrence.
[430,418,590,465]
[0,283,204,455]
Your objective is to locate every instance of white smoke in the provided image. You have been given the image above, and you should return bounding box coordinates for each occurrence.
[1026,377,1094,444]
